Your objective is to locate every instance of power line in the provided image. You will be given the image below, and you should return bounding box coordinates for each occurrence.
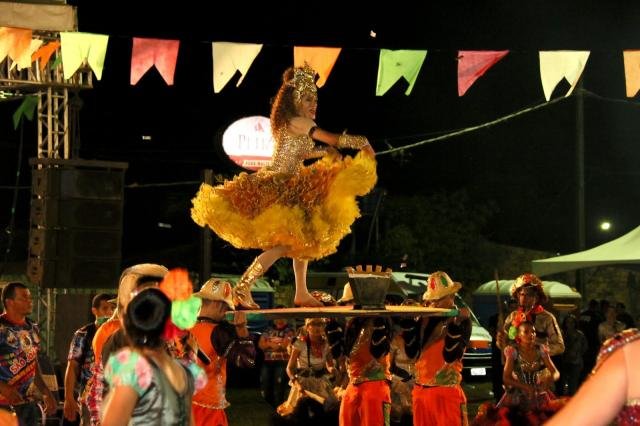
[375,95,570,156]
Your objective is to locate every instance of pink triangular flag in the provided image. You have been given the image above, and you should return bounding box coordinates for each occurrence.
[457,50,509,96]
[131,37,180,85]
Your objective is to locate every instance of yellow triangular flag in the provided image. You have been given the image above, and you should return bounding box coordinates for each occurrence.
[623,51,640,98]
[376,49,427,96]
[0,27,32,64]
[539,51,590,101]
[212,42,262,93]
[60,32,109,80]
[293,46,341,88]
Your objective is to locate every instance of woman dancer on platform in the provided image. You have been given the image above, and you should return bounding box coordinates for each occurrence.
[192,64,376,308]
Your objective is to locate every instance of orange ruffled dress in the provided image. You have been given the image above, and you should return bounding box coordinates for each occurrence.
[191,129,377,260]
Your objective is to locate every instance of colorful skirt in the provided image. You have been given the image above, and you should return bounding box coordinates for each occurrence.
[191,152,377,260]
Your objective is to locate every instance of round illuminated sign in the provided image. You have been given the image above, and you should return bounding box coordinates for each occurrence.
[222,116,274,171]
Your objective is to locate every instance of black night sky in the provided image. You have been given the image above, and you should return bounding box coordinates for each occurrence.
[2,1,640,273]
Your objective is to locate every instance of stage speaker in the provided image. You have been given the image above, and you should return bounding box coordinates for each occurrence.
[27,158,128,288]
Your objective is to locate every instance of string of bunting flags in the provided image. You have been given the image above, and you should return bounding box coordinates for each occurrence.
[4,26,640,130]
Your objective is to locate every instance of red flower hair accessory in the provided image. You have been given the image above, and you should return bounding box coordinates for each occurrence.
[159,268,202,331]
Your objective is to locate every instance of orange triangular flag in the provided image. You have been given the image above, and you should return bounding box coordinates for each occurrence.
[294,46,342,88]
[457,50,509,96]
[0,27,32,64]
[624,51,640,98]
[131,37,180,85]
[32,40,60,71]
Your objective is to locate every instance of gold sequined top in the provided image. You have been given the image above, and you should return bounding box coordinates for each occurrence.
[266,128,327,174]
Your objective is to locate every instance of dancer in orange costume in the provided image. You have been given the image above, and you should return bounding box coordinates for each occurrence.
[190,278,255,426]
[403,272,471,426]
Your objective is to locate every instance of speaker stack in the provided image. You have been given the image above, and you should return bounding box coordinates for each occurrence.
[27,158,128,288]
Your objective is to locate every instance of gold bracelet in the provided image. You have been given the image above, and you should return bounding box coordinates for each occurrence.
[338,134,369,149]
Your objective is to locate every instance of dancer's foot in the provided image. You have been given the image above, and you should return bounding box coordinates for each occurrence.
[294,291,323,307]
[233,287,259,310]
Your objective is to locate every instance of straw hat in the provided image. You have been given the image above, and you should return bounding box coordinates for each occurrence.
[422,271,462,301]
[117,263,168,309]
[510,273,546,301]
[193,278,235,310]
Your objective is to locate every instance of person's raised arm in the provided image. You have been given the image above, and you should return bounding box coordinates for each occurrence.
[545,347,627,425]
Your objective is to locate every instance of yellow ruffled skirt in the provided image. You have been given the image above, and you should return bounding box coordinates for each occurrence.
[191,152,377,260]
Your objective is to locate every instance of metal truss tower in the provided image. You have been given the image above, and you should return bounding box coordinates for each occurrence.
[0,1,93,358]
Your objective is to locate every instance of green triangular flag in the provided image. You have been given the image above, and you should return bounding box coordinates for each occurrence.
[12,95,39,129]
[51,55,62,70]
[376,49,427,96]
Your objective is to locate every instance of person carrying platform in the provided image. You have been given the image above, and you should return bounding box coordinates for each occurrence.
[403,271,471,426]
[190,278,256,426]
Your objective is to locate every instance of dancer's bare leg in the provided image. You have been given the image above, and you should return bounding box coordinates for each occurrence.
[293,258,322,307]
[234,246,289,309]
[255,246,289,271]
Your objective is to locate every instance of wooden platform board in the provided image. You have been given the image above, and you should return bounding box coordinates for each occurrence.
[225,305,458,320]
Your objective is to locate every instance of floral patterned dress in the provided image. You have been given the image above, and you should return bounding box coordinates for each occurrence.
[103,348,207,425]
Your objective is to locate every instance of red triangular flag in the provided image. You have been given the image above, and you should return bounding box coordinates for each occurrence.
[131,37,180,85]
[457,50,509,96]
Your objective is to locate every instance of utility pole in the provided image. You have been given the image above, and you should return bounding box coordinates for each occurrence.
[575,81,586,296]
[199,170,213,285]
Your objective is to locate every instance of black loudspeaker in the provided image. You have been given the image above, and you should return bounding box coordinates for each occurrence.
[27,158,128,288]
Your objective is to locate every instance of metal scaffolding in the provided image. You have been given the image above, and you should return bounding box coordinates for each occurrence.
[1,24,94,358]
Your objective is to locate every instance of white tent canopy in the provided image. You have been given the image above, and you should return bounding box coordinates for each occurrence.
[531,225,640,276]
[474,280,581,300]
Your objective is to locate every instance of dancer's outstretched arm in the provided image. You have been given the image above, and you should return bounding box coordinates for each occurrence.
[289,117,375,157]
